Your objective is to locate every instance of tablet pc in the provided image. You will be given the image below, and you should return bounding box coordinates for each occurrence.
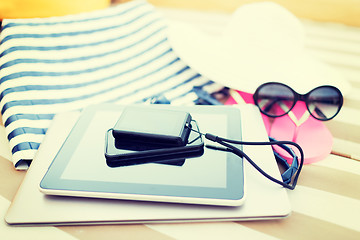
[39,104,245,206]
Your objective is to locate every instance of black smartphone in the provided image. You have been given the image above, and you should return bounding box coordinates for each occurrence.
[104,107,204,167]
[112,107,192,147]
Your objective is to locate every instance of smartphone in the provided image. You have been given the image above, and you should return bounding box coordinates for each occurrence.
[104,107,204,167]
[112,107,192,147]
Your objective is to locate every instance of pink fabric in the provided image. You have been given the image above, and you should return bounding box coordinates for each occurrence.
[225,90,333,164]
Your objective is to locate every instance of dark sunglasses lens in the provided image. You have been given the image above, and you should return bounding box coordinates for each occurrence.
[307,87,343,120]
[255,84,295,117]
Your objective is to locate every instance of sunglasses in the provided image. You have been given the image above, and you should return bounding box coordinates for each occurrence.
[253,82,343,121]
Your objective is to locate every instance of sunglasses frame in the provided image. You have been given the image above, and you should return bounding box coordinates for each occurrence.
[253,82,344,121]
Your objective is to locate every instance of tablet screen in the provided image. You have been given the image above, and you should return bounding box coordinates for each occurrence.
[61,111,227,188]
[40,104,244,206]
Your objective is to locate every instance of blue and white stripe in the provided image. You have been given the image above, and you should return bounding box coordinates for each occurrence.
[0,0,220,169]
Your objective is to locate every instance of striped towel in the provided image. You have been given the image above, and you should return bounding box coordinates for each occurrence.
[0,0,220,169]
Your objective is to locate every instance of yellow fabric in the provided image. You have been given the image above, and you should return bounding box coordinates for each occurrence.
[0,0,111,19]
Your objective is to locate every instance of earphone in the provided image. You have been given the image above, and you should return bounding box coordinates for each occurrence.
[189,126,303,190]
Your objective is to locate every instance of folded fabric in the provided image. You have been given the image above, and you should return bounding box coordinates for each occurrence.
[0,0,218,169]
